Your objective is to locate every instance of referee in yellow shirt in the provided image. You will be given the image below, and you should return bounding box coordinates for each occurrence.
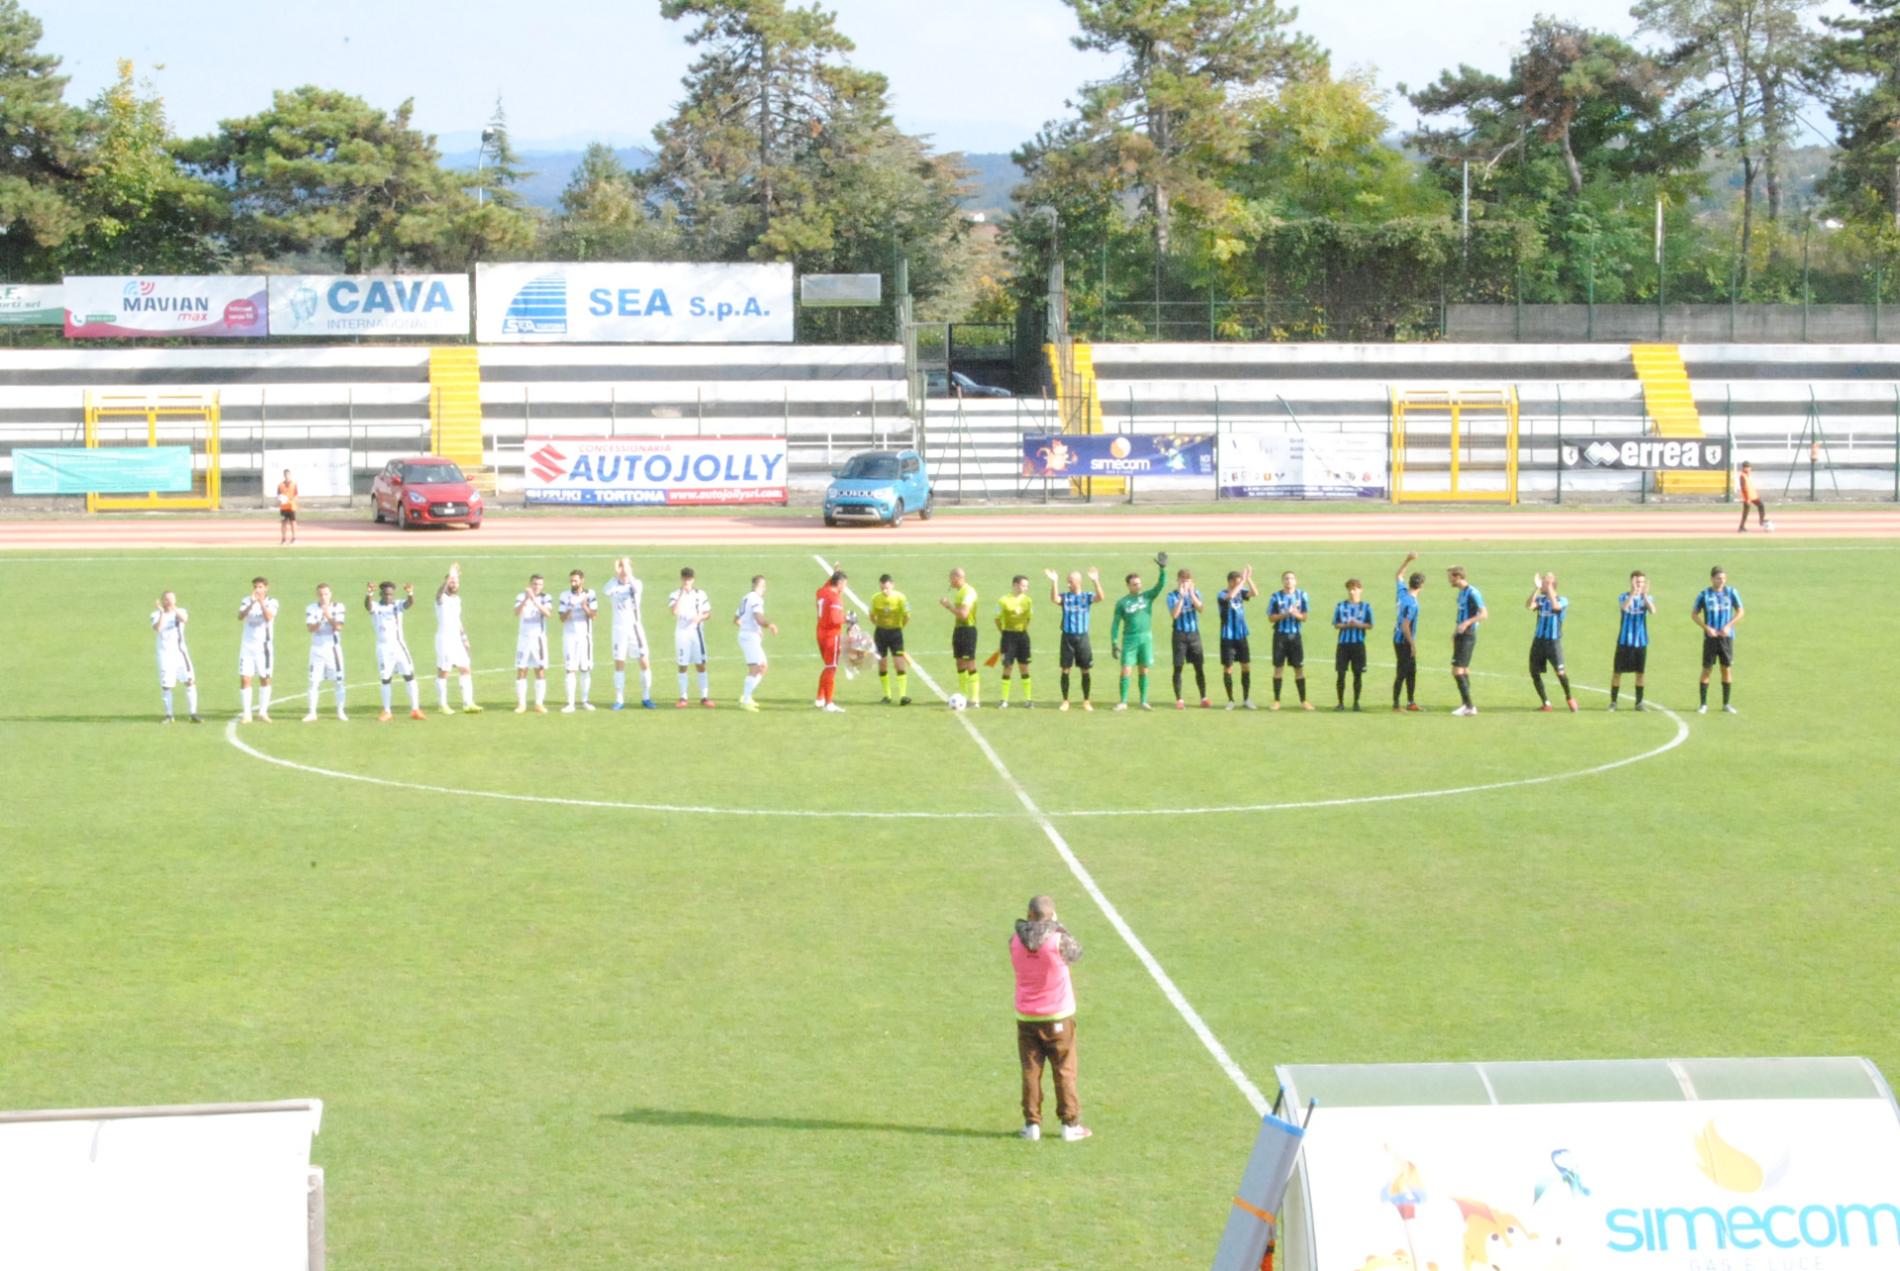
[996,574,1035,708]
[941,567,980,705]
[869,573,912,704]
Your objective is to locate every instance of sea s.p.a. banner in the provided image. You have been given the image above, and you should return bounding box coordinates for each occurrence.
[523,437,789,506]
[64,276,269,339]
[475,263,794,343]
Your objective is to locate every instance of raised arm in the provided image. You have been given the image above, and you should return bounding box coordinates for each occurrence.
[1045,569,1061,605]
[1089,567,1105,602]
[1396,551,1417,584]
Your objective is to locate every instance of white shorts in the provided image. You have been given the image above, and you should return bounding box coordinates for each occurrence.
[674,627,708,667]
[309,646,346,683]
[563,627,594,672]
[515,633,549,670]
[436,633,470,672]
[157,648,195,688]
[612,622,648,663]
[738,632,766,667]
[239,642,273,679]
[377,644,416,680]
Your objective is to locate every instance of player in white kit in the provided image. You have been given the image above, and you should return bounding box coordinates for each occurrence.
[514,573,554,713]
[434,564,481,713]
[558,568,599,712]
[237,576,279,722]
[366,580,425,721]
[733,575,779,712]
[669,566,714,707]
[604,557,655,710]
[303,583,349,722]
[151,591,200,723]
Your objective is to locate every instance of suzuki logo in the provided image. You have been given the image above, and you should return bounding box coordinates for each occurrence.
[529,444,569,483]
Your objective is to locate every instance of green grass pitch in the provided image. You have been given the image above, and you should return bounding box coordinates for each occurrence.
[2,536,1895,1267]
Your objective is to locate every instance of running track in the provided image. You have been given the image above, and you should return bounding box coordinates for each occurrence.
[3,506,1900,549]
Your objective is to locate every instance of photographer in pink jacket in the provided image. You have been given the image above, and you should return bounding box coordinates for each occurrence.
[1010,895,1091,1142]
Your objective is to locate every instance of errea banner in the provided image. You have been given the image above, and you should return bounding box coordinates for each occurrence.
[476,263,793,343]
[1299,1098,1900,1268]
[524,436,789,506]
[1561,437,1730,471]
[64,275,268,339]
[268,274,469,337]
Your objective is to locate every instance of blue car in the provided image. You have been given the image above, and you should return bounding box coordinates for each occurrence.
[824,449,933,527]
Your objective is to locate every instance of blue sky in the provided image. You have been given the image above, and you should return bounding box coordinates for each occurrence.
[36,0,1825,155]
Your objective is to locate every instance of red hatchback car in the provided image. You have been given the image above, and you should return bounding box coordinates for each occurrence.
[371,457,484,529]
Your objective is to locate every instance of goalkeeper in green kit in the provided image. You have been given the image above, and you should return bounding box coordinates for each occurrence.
[1110,552,1169,711]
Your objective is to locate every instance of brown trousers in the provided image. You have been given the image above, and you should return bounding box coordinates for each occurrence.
[1017,1015,1080,1126]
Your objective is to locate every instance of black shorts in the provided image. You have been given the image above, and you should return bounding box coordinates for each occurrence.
[1060,632,1093,670]
[999,630,1031,665]
[1614,644,1647,675]
[1220,637,1251,667]
[1271,632,1304,669]
[1452,631,1478,669]
[280,507,297,522]
[1335,642,1367,674]
[1394,641,1417,676]
[1529,637,1566,675]
[952,626,978,661]
[1702,635,1734,669]
[873,627,905,657]
[1172,630,1204,667]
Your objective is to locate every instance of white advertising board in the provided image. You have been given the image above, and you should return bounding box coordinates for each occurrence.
[476,262,794,343]
[64,275,268,339]
[268,274,469,336]
[264,448,354,498]
[524,435,788,506]
[1219,433,1387,499]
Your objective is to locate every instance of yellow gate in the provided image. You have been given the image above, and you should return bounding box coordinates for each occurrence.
[83,392,222,511]
[1390,387,1518,504]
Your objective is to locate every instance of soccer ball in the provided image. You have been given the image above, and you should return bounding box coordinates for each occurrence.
[946,692,968,711]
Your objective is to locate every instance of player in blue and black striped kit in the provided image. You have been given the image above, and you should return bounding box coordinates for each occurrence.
[1046,566,1106,711]
[1392,553,1424,711]
[1447,564,1488,716]
[1609,570,1655,711]
[1266,572,1313,710]
[1166,569,1210,708]
[1691,564,1745,714]
[1331,579,1373,711]
[1524,571,1578,712]
[1216,567,1256,710]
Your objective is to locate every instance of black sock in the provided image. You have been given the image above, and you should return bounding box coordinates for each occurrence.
[1406,667,1417,703]
[1296,677,1307,703]
[1458,676,1473,707]
[1557,673,1572,700]
[1223,670,1234,701]
[1081,671,1090,700]
[1061,671,1070,700]
[1393,674,1403,707]
[1352,670,1362,707]
[1273,677,1283,702]
[1723,681,1731,706]
[1611,684,1620,704]
[1635,684,1644,705]
[1194,663,1206,698]
[1700,682,1709,705]
[1172,666,1184,699]
[1336,671,1346,705]
[1241,670,1251,701]
[1531,672,1546,703]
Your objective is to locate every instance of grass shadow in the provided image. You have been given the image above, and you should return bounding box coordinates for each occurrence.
[606,1107,1009,1140]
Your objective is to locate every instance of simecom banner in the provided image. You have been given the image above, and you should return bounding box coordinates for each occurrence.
[268,275,469,337]
[64,276,268,339]
[476,263,793,343]
[523,437,789,506]
[1021,433,1214,479]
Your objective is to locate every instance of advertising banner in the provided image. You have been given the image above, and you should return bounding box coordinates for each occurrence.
[476,263,794,343]
[1020,433,1215,479]
[1561,437,1730,471]
[262,448,353,498]
[13,447,193,495]
[1218,433,1386,499]
[64,276,268,339]
[1300,1098,1900,1268]
[0,283,62,326]
[267,274,469,337]
[523,436,788,506]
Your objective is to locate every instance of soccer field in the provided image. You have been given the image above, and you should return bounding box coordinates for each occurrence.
[3,533,1896,1268]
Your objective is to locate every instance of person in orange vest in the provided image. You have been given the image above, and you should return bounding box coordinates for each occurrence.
[276,469,300,544]
[1736,460,1772,532]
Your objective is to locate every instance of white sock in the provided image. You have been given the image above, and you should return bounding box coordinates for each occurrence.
[381,681,393,712]
[459,672,474,706]
[335,683,346,713]
[405,678,420,710]
[678,670,689,699]
[186,684,198,714]
[534,678,546,706]
[242,685,252,715]
[162,687,173,717]
[516,679,527,708]
[698,669,710,698]
[742,673,760,702]
[580,670,591,702]
[309,676,322,709]
[438,677,451,710]
[566,671,577,705]
[614,669,626,703]
[640,666,652,698]
[259,686,272,714]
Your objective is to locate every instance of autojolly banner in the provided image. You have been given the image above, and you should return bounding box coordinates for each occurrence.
[1020,433,1215,479]
[1298,1098,1900,1267]
[64,275,268,339]
[0,283,62,326]
[1562,437,1730,471]
[524,436,788,506]
[1218,432,1386,499]
[475,263,793,343]
[267,274,469,337]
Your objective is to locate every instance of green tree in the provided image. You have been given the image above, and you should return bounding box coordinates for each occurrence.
[433,100,539,269]
[1816,0,1900,228]
[0,0,85,279]
[544,143,681,261]
[1240,71,1443,223]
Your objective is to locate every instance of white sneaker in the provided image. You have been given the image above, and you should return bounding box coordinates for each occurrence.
[1225,702,1236,711]
[336,712,348,722]
[1242,701,1257,711]
[581,702,596,711]
[560,704,577,714]
[1451,705,1469,716]
[998,700,1009,710]
[1723,704,1738,714]
[823,702,846,713]
[1018,1123,1041,1141]
[302,712,319,722]
[1060,1123,1093,1142]
[1113,703,1128,712]
[1139,702,1153,711]
[1697,704,1708,714]
[1763,521,1775,532]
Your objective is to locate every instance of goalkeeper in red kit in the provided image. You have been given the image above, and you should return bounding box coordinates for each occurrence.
[814,567,848,713]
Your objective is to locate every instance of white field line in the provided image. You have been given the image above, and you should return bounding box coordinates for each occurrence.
[814,553,1272,1116]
